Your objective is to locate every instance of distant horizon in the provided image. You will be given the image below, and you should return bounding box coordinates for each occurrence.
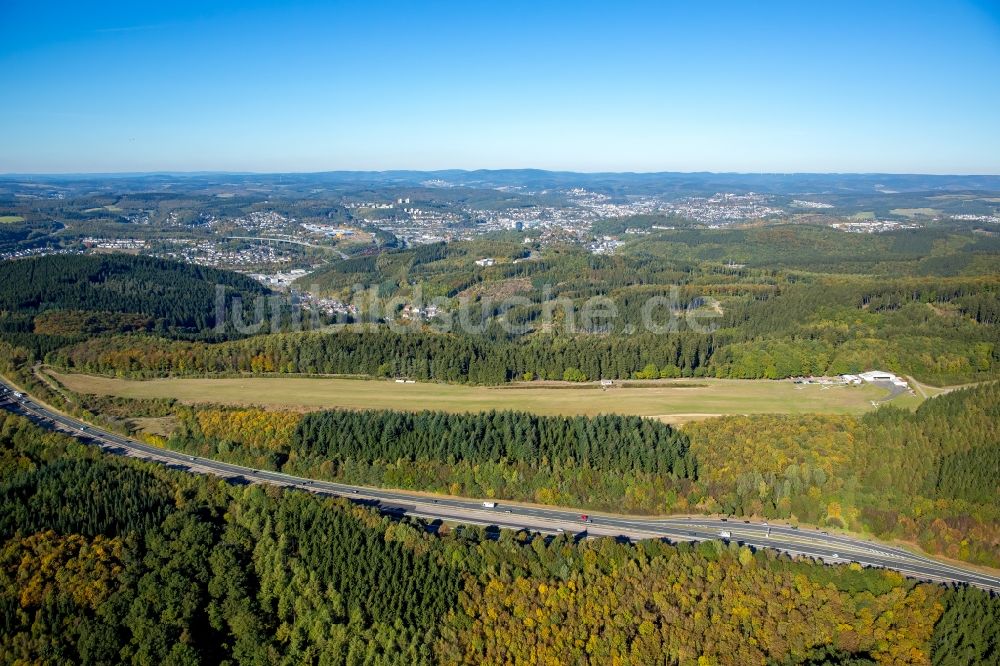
[4,167,1000,178]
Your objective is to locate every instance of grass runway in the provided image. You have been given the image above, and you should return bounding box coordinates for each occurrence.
[50,372,896,423]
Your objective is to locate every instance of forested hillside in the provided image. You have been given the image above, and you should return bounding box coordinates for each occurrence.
[710,277,999,384]
[686,383,1000,566]
[293,227,1000,384]
[43,275,1000,387]
[0,254,272,342]
[1,409,998,664]
[1,226,998,386]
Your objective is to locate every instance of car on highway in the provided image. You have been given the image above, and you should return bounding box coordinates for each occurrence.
[580,514,588,521]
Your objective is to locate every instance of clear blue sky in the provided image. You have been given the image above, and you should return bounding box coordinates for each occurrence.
[2,0,999,173]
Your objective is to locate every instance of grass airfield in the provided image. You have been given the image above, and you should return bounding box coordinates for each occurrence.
[51,372,896,423]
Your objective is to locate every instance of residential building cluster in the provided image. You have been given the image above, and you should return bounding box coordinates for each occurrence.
[791,200,835,209]
[345,201,396,209]
[665,193,784,225]
[567,189,662,219]
[829,220,921,233]
[123,212,152,225]
[81,237,149,250]
[397,303,444,322]
[231,210,290,232]
[158,239,294,268]
[370,187,785,249]
[587,236,624,255]
[0,246,75,261]
[300,294,357,317]
[951,214,1000,224]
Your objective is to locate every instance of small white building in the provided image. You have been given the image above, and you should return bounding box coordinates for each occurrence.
[859,370,907,387]
[475,257,496,267]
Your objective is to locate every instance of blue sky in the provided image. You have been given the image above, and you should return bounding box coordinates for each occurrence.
[1,0,999,173]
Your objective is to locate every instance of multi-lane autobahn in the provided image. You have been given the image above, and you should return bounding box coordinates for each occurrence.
[2,377,998,592]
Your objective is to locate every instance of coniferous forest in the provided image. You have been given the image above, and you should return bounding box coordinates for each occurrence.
[2,410,998,665]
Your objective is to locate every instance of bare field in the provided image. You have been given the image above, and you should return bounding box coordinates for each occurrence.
[889,207,939,217]
[129,416,179,438]
[50,372,896,422]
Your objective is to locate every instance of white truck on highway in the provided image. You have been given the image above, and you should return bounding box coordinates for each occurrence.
[482,501,496,508]
[718,530,732,539]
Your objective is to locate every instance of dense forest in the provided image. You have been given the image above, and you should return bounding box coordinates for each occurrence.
[167,407,698,513]
[685,383,1000,567]
[2,409,998,664]
[291,409,692,475]
[50,329,715,384]
[0,254,273,341]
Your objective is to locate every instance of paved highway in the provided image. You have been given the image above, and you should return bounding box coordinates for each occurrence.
[2,377,998,592]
